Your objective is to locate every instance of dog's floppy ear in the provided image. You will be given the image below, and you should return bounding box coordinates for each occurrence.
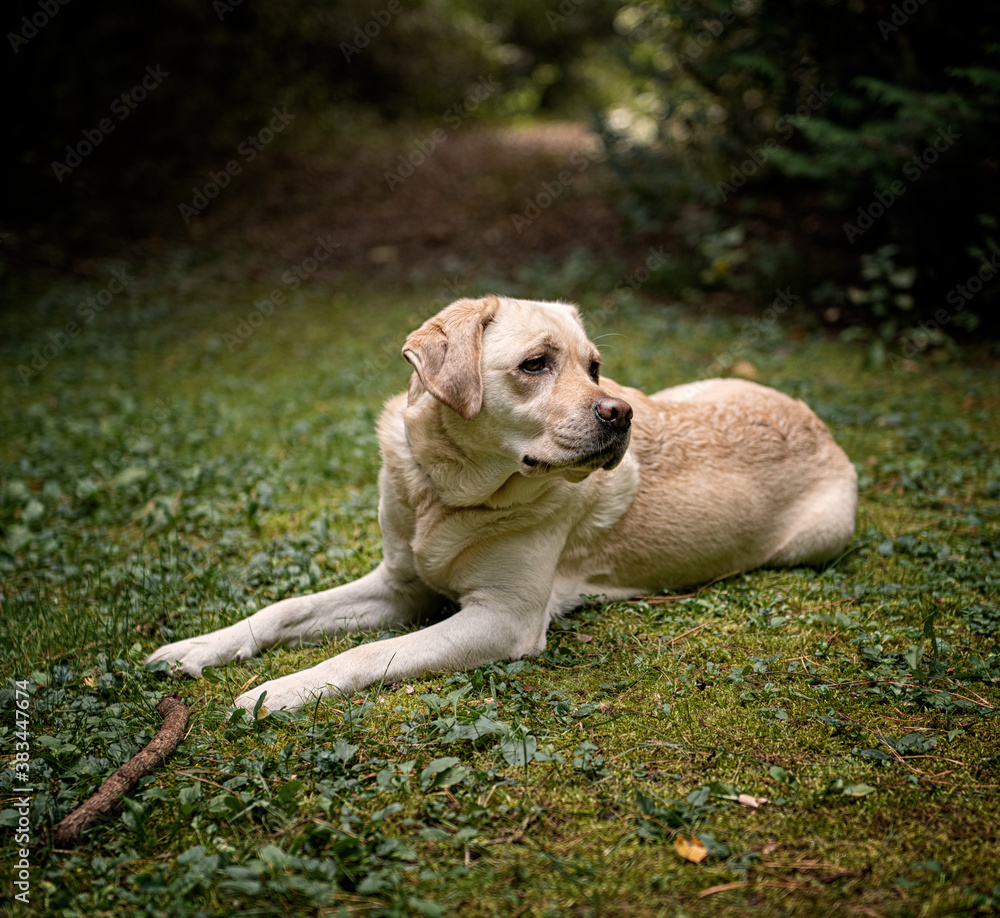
[402,297,500,420]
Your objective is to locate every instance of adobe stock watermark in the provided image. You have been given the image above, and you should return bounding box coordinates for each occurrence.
[384,75,501,190]
[717,85,833,201]
[878,0,928,39]
[344,276,471,392]
[613,246,669,296]
[510,145,606,234]
[51,65,169,182]
[224,236,339,352]
[669,0,753,65]
[890,254,999,366]
[213,0,245,20]
[179,106,295,224]
[11,679,33,904]
[842,127,959,244]
[7,0,72,53]
[17,268,136,385]
[340,1,402,62]
[546,0,587,29]
[588,246,671,332]
[696,287,800,382]
[91,400,173,479]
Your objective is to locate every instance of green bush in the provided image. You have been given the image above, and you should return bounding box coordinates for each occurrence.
[600,0,1000,334]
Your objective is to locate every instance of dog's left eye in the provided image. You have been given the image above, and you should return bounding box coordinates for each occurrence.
[520,356,548,374]
[589,360,601,381]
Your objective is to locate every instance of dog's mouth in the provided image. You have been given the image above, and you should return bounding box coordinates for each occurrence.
[522,436,630,475]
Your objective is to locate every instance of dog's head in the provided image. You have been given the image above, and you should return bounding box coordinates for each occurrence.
[402,296,632,488]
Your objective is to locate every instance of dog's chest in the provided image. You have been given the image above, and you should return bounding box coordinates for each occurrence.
[407,503,523,599]
[408,482,585,599]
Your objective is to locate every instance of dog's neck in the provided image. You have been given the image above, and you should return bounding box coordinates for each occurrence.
[402,400,563,509]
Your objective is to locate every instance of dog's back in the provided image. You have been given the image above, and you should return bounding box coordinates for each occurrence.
[566,377,857,590]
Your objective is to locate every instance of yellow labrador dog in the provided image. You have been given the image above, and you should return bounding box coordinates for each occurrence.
[147,295,857,712]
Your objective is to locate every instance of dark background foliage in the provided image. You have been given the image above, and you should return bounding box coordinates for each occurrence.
[602,0,1000,333]
[3,0,998,335]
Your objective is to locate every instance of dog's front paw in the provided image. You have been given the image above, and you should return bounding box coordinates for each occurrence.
[146,625,258,677]
[234,670,337,715]
[145,637,223,677]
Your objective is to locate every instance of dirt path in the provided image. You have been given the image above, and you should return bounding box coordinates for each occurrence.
[175,121,661,286]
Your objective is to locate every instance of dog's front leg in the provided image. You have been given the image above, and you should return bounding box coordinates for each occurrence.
[232,589,551,713]
[145,562,438,677]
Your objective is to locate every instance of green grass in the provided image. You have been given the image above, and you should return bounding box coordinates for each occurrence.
[2,257,1000,917]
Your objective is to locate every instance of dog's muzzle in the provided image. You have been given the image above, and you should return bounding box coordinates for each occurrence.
[522,397,633,473]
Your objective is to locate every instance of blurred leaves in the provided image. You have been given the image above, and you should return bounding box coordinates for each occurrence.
[599,0,1000,331]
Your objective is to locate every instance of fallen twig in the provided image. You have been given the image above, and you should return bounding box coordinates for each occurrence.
[51,692,189,848]
[665,621,714,646]
[636,570,739,604]
[697,880,800,898]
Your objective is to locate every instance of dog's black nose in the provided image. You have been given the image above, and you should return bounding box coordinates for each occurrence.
[594,397,633,431]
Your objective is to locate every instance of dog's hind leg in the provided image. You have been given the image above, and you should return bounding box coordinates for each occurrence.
[766,475,858,568]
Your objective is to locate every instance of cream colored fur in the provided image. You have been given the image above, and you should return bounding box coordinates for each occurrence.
[147,296,857,712]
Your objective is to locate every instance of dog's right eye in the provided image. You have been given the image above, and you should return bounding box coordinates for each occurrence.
[519,356,548,374]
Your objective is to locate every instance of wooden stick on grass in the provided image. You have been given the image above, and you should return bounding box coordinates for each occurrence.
[51,692,189,848]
